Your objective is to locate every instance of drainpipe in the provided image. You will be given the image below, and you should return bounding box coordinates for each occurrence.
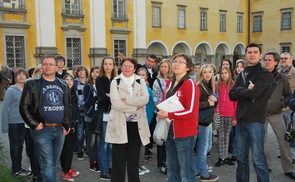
[248,0,251,44]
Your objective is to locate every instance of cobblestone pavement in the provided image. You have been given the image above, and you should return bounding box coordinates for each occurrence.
[0,100,293,181]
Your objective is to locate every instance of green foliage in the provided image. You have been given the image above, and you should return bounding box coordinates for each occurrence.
[0,141,5,163]
[0,165,28,182]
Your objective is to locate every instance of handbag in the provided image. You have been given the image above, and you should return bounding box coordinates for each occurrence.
[153,117,171,146]
[90,108,103,134]
[212,107,221,130]
[199,106,214,126]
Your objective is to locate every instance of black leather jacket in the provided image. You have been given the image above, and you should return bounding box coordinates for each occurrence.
[19,76,71,130]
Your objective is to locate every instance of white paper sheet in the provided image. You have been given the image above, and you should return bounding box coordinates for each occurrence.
[157,95,184,112]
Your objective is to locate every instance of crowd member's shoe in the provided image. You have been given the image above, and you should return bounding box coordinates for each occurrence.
[200,174,219,182]
[77,152,84,160]
[215,158,224,167]
[139,168,145,175]
[206,152,211,158]
[159,166,167,174]
[69,169,80,177]
[268,169,272,172]
[12,169,32,177]
[90,161,100,173]
[224,157,235,165]
[231,155,237,161]
[144,155,152,162]
[145,149,153,155]
[292,159,295,164]
[285,172,295,179]
[207,165,213,173]
[32,175,42,182]
[100,172,111,181]
[63,172,74,182]
[140,166,150,174]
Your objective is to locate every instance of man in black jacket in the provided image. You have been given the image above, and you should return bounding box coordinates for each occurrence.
[138,54,158,88]
[229,43,272,182]
[19,55,71,182]
[262,51,295,179]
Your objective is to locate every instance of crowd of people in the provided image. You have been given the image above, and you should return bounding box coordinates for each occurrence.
[2,43,295,182]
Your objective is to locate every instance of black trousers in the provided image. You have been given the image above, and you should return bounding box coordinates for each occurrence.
[111,122,141,182]
[60,130,77,173]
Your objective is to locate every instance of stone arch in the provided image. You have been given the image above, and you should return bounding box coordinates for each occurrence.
[214,42,231,68]
[171,41,192,56]
[146,40,169,59]
[232,42,246,66]
[194,41,213,63]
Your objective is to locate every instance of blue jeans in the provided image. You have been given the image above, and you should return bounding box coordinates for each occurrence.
[194,125,210,178]
[77,116,86,153]
[98,121,112,174]
[31,126,65,182]
[8,123,26,173]
[236,121,269,182]
[166,131,197,182]
[207,124,212,153]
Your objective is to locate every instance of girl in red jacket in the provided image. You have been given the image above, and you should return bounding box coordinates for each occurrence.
[215,67,238,167]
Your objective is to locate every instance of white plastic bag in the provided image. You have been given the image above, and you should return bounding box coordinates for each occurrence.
[153,117,171,146]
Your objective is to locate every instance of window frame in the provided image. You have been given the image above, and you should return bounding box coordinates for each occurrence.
[152,2,162,28]
[280,42,292,53]
[253,12,263,32]
[177,5,186,29]
[112,0,127,20]
[219,10,227,32]
[64,0,82,15]
[113,39,127,67]
[5,35,26,69]
[237,12,243,33]
[281,8,292,30]
[200,8,208,31]
[66,37,82,70]
[0,0,25,9]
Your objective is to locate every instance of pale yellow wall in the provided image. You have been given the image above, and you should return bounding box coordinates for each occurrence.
[250,0,295,53]
[82,1,91,68]
[146,0,248,55]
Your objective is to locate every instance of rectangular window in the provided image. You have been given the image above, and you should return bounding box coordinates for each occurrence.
[113,0,126,19]
[237,13,243,33]
[200,11,207,30]
[66,38,81,70]
[152,5,161,27]
[280,43,291,53]
[65,0,81,15]
[114,40,126,66]
[5,36,25,69]
[281,11,292,30]
[253,14,262,32]
[177,6,186,29]
[220,11,226,32]
[1,0,24,9]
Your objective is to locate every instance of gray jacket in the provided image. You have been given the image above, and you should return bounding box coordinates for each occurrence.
[1,85,24,133]
[266,72,292,116]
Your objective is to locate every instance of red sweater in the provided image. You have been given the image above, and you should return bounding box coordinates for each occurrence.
[217,82,237,119]
[164,78,200,138]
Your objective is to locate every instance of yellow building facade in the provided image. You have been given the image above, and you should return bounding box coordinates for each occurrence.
[0,0,293,70]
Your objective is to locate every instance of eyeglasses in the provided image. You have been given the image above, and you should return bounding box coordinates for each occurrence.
[172,60,187,65]
[122,65,134,69]
[65,79,73,82]
[17,74,27,78]
[42,63,57,67]
[280,57,288,60]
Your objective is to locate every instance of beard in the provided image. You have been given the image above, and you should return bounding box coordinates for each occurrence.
[280,64,289,69]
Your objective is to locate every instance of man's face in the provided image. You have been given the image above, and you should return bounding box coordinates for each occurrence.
[57,59,65,68]
[145,57,156,69]
[194,65,200,74]
[42,58,58,76]
[245,47,262,66]
[280,53,293,69]
[263,54,278,72]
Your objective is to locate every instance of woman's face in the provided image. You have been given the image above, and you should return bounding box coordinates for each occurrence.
[172,56,189,76]
[91,69,100,81]
[103,59,114,75]
[222,61,230,68]
[64,76,74,89]
[160,62,169,76]
[137,70,148,81]
[16,72,27,84]
[121,60,135,78]
[35,70,42,77]
[203,66,213,82]
[220,69,229,82]
[236,62,244,74]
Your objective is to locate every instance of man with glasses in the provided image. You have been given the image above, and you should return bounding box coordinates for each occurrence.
[263,52,295,179]
[278,52,295,164]
[20,55,71,182]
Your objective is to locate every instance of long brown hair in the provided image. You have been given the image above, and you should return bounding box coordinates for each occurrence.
[86,66,100,84]
[99,56,118,78]
[217,67,234,92]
